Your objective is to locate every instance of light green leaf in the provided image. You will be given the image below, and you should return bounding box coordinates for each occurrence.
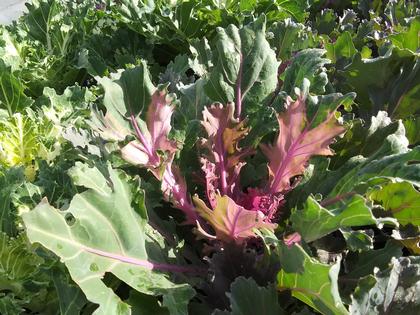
[325,31,357,63]
[0,114,38,169]
[369,181,420,226]
[22,163,194,315]
[277,244,349,315]
[291,195,395,243]
[0,233,44,289]
[389,16,420,53]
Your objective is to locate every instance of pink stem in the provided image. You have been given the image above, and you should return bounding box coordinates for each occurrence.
[162,168,199,223]
[130,114,157,163]
[216,130,228,196]
[269,130,307,194]
[85,246,206,274]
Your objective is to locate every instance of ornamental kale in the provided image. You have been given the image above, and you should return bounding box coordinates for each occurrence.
[0,1,419,315]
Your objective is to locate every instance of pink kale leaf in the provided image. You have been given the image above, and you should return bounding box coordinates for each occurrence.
[261,94,345,194]
[200,102,253,207]
[121,89,178,177]
[193,194,276,244]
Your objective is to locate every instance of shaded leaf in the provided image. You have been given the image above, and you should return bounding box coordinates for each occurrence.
[350,257,420,315]
[213,277,284,315]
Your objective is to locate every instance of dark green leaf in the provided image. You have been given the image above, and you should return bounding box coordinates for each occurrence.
[204,16,279,116]
[214,277,284,315]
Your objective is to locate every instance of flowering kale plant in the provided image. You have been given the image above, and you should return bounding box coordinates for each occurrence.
[1,1,420,314]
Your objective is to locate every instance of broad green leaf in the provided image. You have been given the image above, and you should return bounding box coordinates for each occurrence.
[277,244,349,315]
[369,181,420,226]
[268,0,310,23]
[0,167,25,235]
[404,116,420,145]
[313,9,337,35]
[213,277,284,315]
[92,73,132,141]
[178,78,210,123]
[23,162,194,315]
[389,16,420,53]
[350,256,420,314]
[204,16,279,117]
[127,291,169,315]
[342,48,419,118]
[341,229,373,251]
[92,64,157,142]
[330,111,401,169]
[281,49,330,96]
[291,195,395,243]
[329,143,420,198]
[119,62,155,115]
[325,31,357,63]
[23,0,59,48]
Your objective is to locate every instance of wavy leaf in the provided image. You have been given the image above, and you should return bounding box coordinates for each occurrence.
[23,162,195,315]
[200,103,252,207]
[368,181,420,226]
[261,93,345,194]
[291,195,397,243]
[277,244,349,315]
[193,194,275,244]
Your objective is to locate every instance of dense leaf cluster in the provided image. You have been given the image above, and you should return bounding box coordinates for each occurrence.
[0,0,419,314]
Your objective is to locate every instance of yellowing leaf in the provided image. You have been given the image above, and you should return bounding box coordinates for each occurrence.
[193,194,275,244]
